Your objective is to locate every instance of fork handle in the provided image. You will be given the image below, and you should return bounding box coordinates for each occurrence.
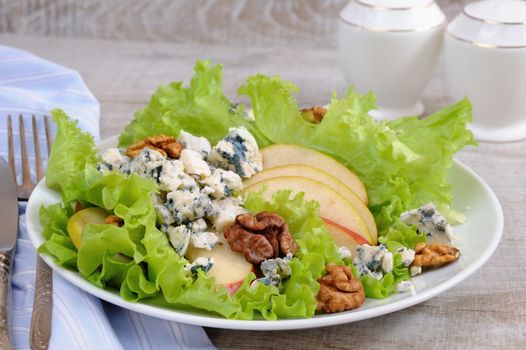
[0,252,12,350]
[30,256,53,350]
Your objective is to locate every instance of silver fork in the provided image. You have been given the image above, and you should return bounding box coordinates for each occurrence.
[7,114,53,350]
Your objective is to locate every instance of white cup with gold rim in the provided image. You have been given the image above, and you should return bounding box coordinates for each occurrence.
[338,0,446,120]
[445,0,526,142]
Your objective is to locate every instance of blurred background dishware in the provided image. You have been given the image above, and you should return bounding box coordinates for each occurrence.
[444,0,526,142]
[338,0,446,119]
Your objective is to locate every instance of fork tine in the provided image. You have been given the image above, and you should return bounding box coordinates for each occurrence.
[32,115,44,181]
[18,114,32,187]
[44,115,52,156]
[7,115,16,181]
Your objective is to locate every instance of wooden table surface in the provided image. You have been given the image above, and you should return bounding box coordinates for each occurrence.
[1,34,524,350]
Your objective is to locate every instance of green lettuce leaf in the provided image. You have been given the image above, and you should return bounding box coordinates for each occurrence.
[38,203,77,269]
[118,60,271,148]
[360,254,410,299]
[239,75,476,239]
[46,109,98,195]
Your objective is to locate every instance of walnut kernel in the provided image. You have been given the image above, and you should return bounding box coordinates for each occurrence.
[316,263,365,313]
[224,212,297,264]
[413,242,460,268]
[126,135,184,159]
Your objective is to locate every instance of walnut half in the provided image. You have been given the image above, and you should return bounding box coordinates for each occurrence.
[224,212,298,264]
[126,135,184,159]
[413,242,460,268]
[317,263,365,313]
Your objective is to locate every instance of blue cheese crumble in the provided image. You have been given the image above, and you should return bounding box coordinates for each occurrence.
[208,127,262,179]
[180,149,211,179]
[166,189,213,225]
[162,224,191,255]
[189,218,208,233]
[397,280,417,296]
[354,244,394,280]
[200,168,243,199]
[209,197,247,232]
[338,246,353,261]
[152,194,176,225]
[184,257,214,275]
[252,256,292,287]
[190,231,219,250]
[400,203,454,245]
[396,246,415,267]
[410,266,422,276]
[177,130,211,157]
[100,148,129,172]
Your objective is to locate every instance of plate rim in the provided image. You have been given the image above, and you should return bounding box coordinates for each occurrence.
[25,139,504,330]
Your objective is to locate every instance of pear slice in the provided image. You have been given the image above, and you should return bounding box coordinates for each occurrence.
[243,164,377,241]
[242,176,374,244]
[186,236,254,295]
[260,144,368,204]
[324,217,369,252]
[67,207,109,249]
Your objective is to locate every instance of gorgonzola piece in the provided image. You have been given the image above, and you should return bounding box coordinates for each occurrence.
[410,266,422,277]
[154,204,176,225]
[100,148,130,172]
[190,231,219,250]
[162,224,191,255]
[338,246,353,260]
[166,189,213,225]
[157,160,185,193]
[126,148,166,180]
[208,127,262,179]
[189,218,208,233]
[353,244,394,280]
[396,246,415,267]
[397,280,417,296]
[177,130,212,157]
[400,203,454,244]
[253,256,292,287]
[184,257,215,275]
[200,168,243,199]
[209,197,247,232]
[180,149,211,179]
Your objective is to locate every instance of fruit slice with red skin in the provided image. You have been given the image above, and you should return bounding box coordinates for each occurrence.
[242,176,374,244]
[324,217,369,252]
[243,165,377,241]
[186,236,254,295]
[260,144,368,204]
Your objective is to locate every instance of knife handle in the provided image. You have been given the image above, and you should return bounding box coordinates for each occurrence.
[0,252,12,350]
[30,256,53,350]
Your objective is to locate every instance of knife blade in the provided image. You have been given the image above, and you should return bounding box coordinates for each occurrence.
[0,156,19,350]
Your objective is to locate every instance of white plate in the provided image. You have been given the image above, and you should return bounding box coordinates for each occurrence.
[25,137,504,330]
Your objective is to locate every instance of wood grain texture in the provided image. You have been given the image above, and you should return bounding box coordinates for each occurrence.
[0,32,525,349]
[0,0,470,48]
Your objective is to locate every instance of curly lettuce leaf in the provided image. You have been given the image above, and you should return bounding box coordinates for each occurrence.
[46,109,98,194]
[118,60,271,148]
[239,75,476,240]
[38,203,77,268]
[360,254,410,299]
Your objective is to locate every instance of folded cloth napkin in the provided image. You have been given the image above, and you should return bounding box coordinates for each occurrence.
[0,45,215,350]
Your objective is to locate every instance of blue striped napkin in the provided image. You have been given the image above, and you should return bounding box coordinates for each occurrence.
[0,45,215,350]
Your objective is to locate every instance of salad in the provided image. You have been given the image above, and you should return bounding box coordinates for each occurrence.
[39,60,476,319]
